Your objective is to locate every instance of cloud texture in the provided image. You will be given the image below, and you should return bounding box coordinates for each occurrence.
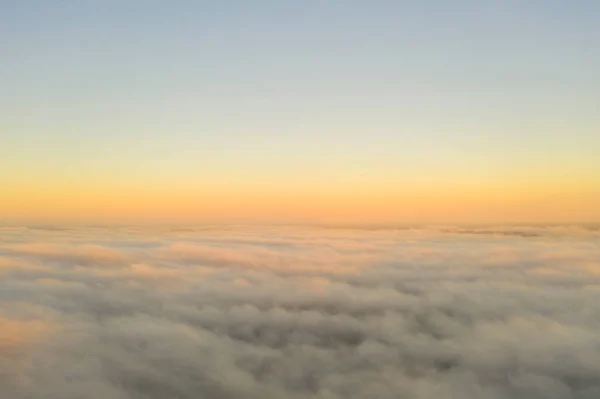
[1,225,599,398]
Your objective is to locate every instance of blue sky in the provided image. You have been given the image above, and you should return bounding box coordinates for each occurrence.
[1,1,599,223]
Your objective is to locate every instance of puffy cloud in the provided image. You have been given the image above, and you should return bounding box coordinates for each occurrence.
[0,242,129,268]
[0,225,599,398]
[0,316,54,391]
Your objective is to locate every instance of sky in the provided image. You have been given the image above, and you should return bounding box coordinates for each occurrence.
[1,0,599,224]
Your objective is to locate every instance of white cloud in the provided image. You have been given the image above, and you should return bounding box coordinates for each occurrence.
[0,225,599,398]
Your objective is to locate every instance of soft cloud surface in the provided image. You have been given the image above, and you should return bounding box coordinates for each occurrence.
[1,225,599,399]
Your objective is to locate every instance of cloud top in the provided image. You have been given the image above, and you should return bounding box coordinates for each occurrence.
[0,225,599,398]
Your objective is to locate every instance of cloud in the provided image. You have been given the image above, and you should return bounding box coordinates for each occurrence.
[0,225,599,398]
[0,242,130,268]
[0,316,54,391]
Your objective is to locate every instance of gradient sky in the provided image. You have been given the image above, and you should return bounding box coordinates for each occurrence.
[1,1,599,224]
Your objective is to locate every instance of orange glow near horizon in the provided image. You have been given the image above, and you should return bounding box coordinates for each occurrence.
[2,177,599,225]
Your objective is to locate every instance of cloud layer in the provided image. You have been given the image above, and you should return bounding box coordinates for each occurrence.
[1,225,599,399]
